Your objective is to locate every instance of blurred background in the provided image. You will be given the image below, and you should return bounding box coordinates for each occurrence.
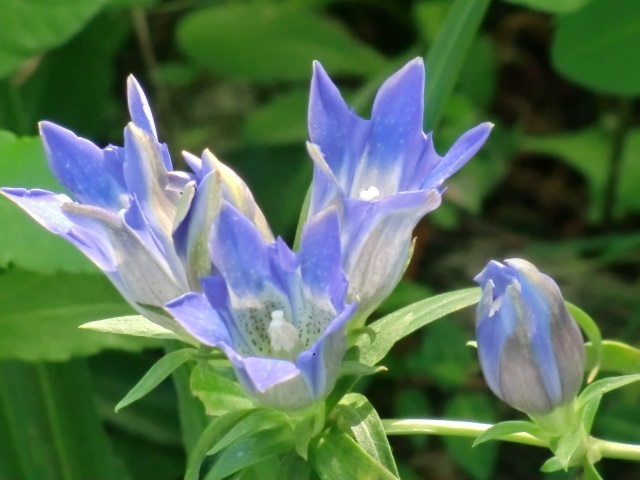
[0,0,639,479]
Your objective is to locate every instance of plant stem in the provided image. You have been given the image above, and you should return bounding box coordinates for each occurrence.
[382,419,545,447]
[382,419,640,462]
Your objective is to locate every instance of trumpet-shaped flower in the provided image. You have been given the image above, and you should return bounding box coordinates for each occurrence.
[474,259,585,415]
[1,77,271,333]
[166,205,356,410]
[307,58,493,316]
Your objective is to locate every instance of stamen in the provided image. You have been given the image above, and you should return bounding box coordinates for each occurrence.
[268,310,299,352]
[489,295,503,317]
[359,186,380,201]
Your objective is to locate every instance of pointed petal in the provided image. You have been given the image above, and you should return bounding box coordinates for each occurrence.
[423,122,493,190]
[306,142,342,217]
[127,75,158,140]
[39,122,127,211]
[202,150,273,242]
[308,62,370,191]
[353,58,426,195]
[299,207,346,309]
[165,292,232,346]
[209,202,271,298]
[0,187,116,270]
[123,123,178,240]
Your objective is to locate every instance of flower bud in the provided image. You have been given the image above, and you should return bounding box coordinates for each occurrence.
[474,259,585,415]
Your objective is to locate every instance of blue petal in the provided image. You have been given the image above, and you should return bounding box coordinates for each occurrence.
[209,202,271,298]
[352,58,426,196]
[308,62,370,192]
[341,189,441,312]
[296,301,356,398]
[299,207,346,310]
[165,292,232,346]
[306,142,342,219]
[127,75,158,140]
[421,122,493,190]
[39,122,127,211]
[474,260,516,298]
[0,187,117,270]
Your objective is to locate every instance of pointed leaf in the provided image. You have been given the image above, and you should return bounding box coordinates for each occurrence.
[580,395,601,435]
[204,426,295,480]
[336,393,399,477]
[190,364,255,416]
[586,340,640,375]
[540,456,563,473]
[309,428,398,480]
[582,460,604,480]
[551,430,582,470]
[356,288,481,366]
[566,302,601,382]
[472,421,544,447]
[80,315,180,340]
[577,374,640,410]
[116,348,197,411]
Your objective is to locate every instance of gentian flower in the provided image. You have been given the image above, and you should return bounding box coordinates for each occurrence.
[474,259,585,415]
[307,58,493,317]
[165,204,356,411]
[1,77,271,333]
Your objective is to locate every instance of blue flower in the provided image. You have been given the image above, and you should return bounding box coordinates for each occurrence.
[474,259,585,414]
[165,204,356,411]
[306,58,493,317]
[1,77,271,333]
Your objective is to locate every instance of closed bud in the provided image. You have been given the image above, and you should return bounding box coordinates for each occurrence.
[474,259,585,415]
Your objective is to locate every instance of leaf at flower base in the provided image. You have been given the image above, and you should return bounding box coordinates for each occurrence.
[356,288,481,366]
[576,374,640,410]
[582,460,604,480]
[206,409,290,456]
[80,315,181,340]
[552,0,640,95]
[0,0,107,79]
[566,302,601,382]
[335,393,399,477]
[340,361,388,377]
[0,269,158,361]
[550,430,582,470]
[204,425,295,480]
[116,348,197,411]
[176,4,386,83]
[190,364,255,416]
[580,395,601,435]
[540,456,563,473]
[309,428,398,480]
[472,421,544,447]
[586,340,640,375]
[185,409,256,480]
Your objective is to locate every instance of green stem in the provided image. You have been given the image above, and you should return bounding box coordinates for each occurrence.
[382,419,640,462]
[382,418,546,447]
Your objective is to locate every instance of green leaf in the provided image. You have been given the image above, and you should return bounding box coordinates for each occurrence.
[116,348,197,411]
[423,0,491,129]
[552,0,640,95]
[355,287,481,366]
[207,409,290,456]
[204,425,295,480]
[0,359,128,480]
[0,133,94,273]
[504,0,593,14]
[335,393,399,477]
[309,428,398,480]
[80,315,180,340]
[0,0,107,79]
[472,421,544,447]
[539,456,563,473]
[586,340,640,375]
[185,409,256,480]
[566,302,601,382]
[580,395,601,434]
[551,429,582,470]
[577,373,640,410]
[176,4,386,83]
[190,364,255,416]
[0,269,156,361]
[340,361,387,377]
[582,460,604,480]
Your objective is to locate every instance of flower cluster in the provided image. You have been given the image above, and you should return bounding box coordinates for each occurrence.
[2,59,491,410]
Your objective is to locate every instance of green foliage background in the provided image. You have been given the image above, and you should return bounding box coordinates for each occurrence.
[0,0,639,478]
